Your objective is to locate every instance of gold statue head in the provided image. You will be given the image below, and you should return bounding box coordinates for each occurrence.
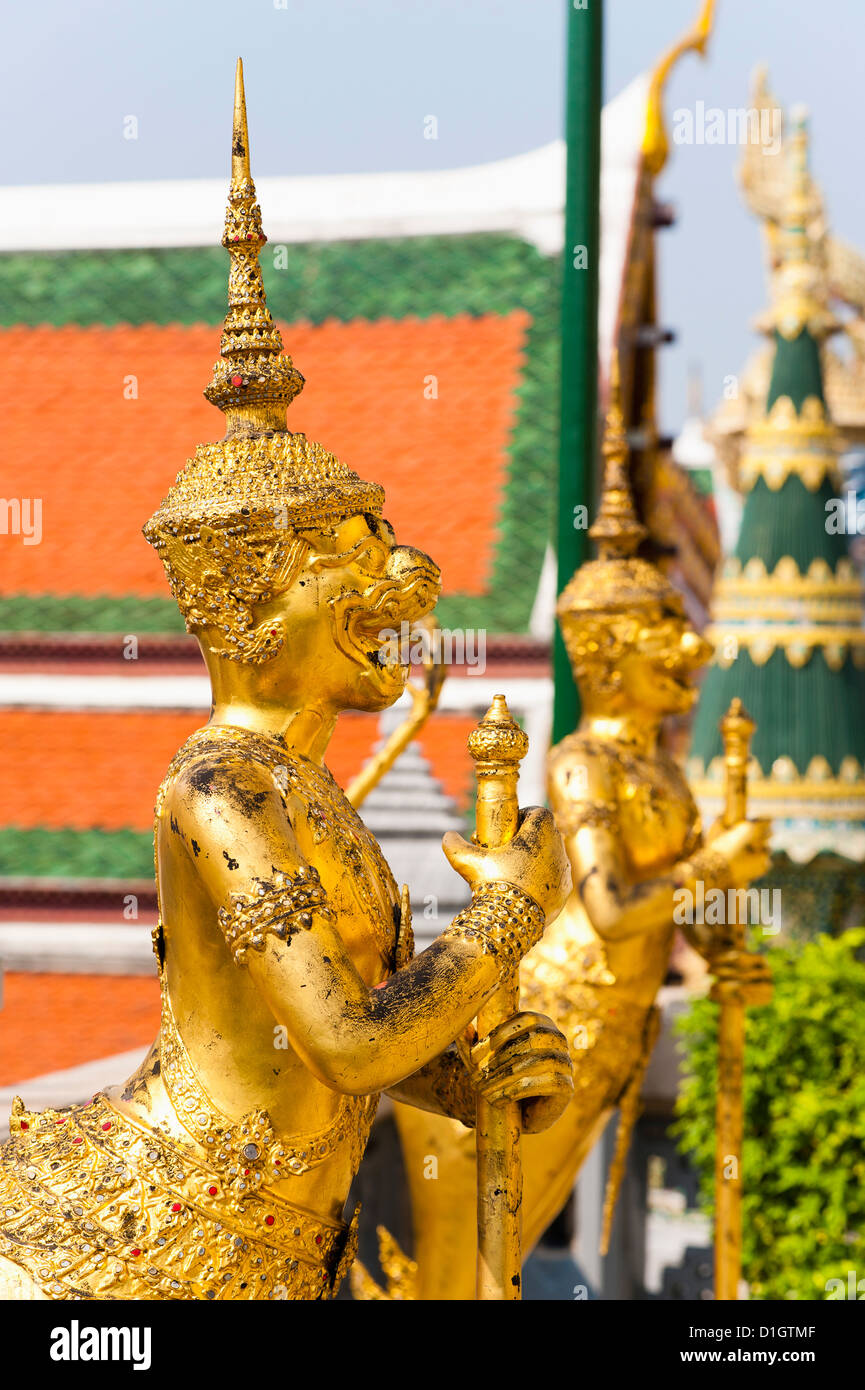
[557,359,710,717]
[144,61,440,711]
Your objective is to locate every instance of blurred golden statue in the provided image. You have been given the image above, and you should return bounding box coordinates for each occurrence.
[0,61,573,1302]
[392,368,771,1300]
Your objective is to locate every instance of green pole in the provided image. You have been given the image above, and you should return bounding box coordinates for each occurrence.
[552,0,603,745]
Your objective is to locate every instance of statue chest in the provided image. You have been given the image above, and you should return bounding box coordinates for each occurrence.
[272,755,400,977]
[614,752,699,875]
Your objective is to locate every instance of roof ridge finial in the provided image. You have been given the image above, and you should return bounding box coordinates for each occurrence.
[203,58,304,438]
[588,354,648,561]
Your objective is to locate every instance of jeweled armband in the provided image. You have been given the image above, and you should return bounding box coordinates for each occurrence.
[217,866,332,965]
[442,882,545,976]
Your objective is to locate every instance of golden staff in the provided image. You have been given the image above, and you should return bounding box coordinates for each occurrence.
[711,697,772,1301]
[346,615,446,808]
[468,695,529,1300]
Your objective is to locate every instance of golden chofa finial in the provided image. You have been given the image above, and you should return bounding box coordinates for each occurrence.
[588,355,648,561]
[643,0,715,175]
[203,58,304,437]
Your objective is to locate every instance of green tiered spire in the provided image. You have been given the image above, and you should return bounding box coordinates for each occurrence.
[688,111,865,871]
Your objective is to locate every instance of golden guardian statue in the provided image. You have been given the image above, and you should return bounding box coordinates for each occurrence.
[392,369,771,1300]
[0,61,573,1302]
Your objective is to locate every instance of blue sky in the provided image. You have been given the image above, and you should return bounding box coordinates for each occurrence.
[2,0,862,430]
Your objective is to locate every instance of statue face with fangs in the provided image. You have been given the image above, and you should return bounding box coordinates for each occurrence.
[214,513,441,715]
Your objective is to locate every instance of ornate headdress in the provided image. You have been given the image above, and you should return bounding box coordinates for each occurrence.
[557,358,681,652]
[144,60,384,662]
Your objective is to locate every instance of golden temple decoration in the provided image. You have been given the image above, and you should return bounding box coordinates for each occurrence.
[707,550,865,670]
[203,58,304,426]
[710,701,773,1302]
[688,751,865,812]
[707,626,865,670]
[755,109,836,343]
[737,396,839,493]
[350,1226,418,1301]
[642,0,715,175]
[714,73,865,472]
[716,554,861,598]
[469,696,530,1302]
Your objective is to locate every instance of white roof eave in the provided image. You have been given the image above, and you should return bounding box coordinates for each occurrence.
[0,73,651,273]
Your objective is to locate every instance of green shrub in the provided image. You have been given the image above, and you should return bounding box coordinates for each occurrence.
[673,929,865,1300]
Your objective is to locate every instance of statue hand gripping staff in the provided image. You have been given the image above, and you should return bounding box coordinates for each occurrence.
[0,61,573,1302]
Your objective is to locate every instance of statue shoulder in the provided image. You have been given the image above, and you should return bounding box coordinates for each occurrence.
[547,734,622,838]
[547,733,620,801]
[158,727,297,829]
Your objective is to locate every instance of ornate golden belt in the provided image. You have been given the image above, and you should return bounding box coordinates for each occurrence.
[0,990,371,1300]
[0,1092,359,1301]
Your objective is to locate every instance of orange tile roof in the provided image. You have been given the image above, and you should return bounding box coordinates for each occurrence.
[0,710,203,831]
[0,708,474,831]
[0,972,159,1086]
[0,313,527,601]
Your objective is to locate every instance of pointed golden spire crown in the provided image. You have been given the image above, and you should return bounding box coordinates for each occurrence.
[588,356,648,561]
[143,61,384,664]
[557,354,679,632]
[203,57,305,435]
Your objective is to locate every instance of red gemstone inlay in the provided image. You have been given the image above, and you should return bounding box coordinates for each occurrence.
[243,1168,250,1176]
[171,1202,181,1213]
[101,1122,112,1131]
[73,1136,83,1144]
[231,375,243,387]
[264,1215,275,1227]
[56,1118,66,1125]
[315,1234,322,1246]
[130,1248,141,1257]
[19,1121,28,1130]
[208,1186,218,1197]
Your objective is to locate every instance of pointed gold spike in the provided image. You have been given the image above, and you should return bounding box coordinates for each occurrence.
[232,57,252,186]
[203,59,304,433]
[588,352,647,561]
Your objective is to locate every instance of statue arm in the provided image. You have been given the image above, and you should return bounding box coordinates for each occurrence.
[173,760,537,1097]
[548,751,702,941]
[386,1047,476,1128]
